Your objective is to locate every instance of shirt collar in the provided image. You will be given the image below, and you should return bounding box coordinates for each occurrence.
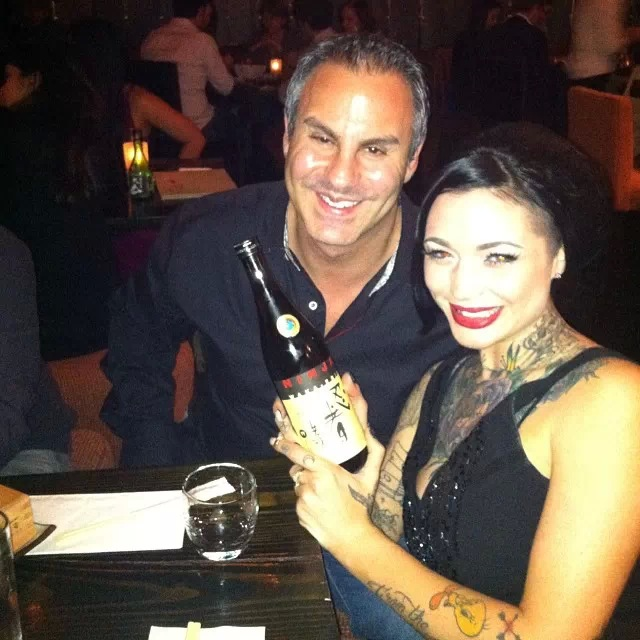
[282,202,404,295]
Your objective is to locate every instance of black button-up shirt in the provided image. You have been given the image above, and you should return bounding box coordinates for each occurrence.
[101,181,459,467]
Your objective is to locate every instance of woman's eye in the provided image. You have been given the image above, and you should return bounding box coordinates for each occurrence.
[422,248,450,261]
[486,253,518,265]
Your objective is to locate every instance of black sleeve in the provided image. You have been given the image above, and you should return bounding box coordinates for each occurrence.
[0,228,41,466]
[100,213,195,468]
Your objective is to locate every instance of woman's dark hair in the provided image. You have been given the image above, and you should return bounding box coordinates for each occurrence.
[413,122,613,321]
[0,36,101,202]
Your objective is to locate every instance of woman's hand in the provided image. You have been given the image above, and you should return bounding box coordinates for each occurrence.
[270,372,385,554]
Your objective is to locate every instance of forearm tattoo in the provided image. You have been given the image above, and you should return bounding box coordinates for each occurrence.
[367,581,434,638]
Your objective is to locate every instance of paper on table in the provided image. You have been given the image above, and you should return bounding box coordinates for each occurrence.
[154,169,236,201]
[27,491,185,555]
[148,626,265,640]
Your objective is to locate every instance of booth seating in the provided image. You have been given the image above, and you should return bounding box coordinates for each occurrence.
[48,342,194,470]
[568,86,640,212]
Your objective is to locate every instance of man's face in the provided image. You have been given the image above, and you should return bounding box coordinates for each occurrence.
[283,63,421,254]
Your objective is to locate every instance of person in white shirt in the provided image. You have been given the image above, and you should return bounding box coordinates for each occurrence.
[565,0,628,91]
[140,0,234,138]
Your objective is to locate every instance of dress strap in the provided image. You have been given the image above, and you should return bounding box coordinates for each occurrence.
[512,347,624,420]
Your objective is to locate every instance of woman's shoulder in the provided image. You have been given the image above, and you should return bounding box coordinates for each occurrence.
[548,346,640,429]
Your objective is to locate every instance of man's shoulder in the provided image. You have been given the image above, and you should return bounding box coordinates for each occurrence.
[168,181,288,246]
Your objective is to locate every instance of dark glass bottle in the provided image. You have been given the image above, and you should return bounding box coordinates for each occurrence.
[127,129,154,200]
[235,238,368,473]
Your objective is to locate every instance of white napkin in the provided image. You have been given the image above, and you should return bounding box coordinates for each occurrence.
[148,626,265,639]
[27,491,185,554]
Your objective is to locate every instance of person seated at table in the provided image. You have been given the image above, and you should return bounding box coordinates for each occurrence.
[450,0,502,113]
[68,18,205,161]
[565,0,628,92]
[339,0,377,35]
[0,37,117,360]
[0,226,73,476]
[99,34,458,468]
[277,0,337,103]
[247,0,290,66]
[140,0,234,145]
[272,122,640,640]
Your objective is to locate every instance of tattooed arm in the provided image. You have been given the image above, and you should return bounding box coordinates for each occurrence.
[371,368,434,541]
[341,359,640,640]
[274,357,640,640]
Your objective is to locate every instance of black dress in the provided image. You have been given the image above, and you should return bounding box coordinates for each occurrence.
[403,348,624,605]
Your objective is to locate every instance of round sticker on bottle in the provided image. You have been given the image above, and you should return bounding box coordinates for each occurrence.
[276,314,300,338]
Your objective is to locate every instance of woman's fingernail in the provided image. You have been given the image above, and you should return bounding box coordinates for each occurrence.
[275,409,283,424]
[269,437,277,447]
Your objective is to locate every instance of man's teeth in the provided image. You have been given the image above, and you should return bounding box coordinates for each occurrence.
[458,308,498,318]
[320,194,359,209]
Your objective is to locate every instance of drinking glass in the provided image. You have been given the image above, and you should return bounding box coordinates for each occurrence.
[182,463,258,561]
[0,512,22,640]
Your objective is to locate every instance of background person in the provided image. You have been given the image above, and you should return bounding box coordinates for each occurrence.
[0,37,116,360]
[0,226,73,475]
[100,35,458,468]
[339,0,378,35]
[273,122,640,640]
[68,18,205,161]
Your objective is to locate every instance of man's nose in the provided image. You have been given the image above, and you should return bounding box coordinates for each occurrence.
[324,148,359,191]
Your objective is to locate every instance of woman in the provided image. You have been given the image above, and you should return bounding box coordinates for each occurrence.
[272,123,640,639]
[248,0,290,65]
[339,0,377,34]
[0,37,117,360]
[67,19,205,160]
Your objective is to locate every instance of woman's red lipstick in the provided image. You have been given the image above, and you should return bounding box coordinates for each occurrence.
[450,304,502,329]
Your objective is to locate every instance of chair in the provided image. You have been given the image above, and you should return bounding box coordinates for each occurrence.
[567,86,640,212]
[48,341,195,470]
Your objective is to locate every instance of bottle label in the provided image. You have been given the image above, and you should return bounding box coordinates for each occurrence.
[275,358,367,465]
[276,314,300,338]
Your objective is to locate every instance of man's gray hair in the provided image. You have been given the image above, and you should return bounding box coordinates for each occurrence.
[284,34,430,159]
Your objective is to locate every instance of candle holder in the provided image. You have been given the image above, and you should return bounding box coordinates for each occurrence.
[122,139,150,171]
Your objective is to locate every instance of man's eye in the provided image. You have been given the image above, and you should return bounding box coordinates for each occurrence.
[486,253,518,265]
[310,134,332,144]
[365,146,385,155]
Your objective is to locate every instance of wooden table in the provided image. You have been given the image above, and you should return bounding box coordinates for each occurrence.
[108,157,231,232]
[3,458,339,640]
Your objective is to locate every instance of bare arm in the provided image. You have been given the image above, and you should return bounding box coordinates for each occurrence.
[129,85,205,159]
[371,368,434,541]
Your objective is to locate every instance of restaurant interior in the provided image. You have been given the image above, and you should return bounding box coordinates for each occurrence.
[1,0,640,638]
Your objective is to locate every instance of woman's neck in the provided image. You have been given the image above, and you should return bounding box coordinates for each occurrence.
[477,306,586,383]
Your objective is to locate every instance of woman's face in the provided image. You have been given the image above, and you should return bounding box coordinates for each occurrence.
[341,7,361,33]
[0,64,38,109]
[423,189,565,353]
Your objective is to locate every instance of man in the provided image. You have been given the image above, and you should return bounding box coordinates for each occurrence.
[140,0,234,142]
[101,34,457,468]
[476,0,564,131]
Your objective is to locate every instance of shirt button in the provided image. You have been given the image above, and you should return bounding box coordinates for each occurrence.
[308,301,318,311]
